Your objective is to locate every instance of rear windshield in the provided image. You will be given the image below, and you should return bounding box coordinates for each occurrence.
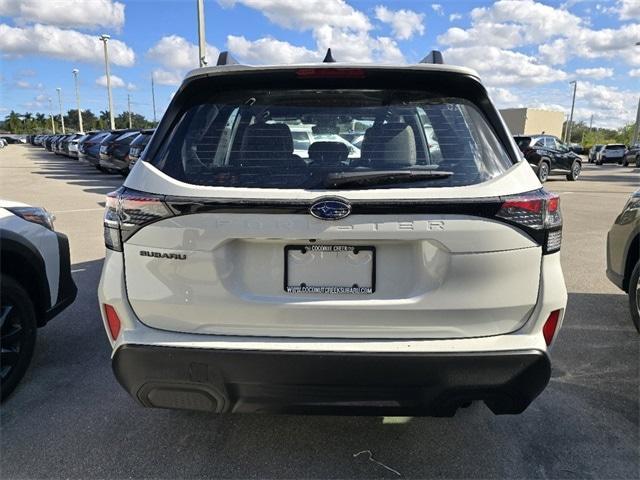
[513,137,531,149]
[153,89,512,189]
[114,131,140,144]
[605,144,625,150]
[131,132,153,147]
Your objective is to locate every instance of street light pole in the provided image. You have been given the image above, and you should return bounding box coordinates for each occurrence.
[56,87,65,134]
[72,69,83,133]
[151,75,157,123]
[633,96,640,146]
[197,0,207,67]
[48,98,56,134]
[127,93,132,129]
[99,34,115,130]
[566,80,577,144]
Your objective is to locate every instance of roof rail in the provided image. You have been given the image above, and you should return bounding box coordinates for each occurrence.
[419,50,444,65]
[323,48,336,63]
[216,51,239,66]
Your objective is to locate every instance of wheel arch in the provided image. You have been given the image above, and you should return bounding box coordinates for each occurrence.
[624,234,640,292]
[0,229,51,326]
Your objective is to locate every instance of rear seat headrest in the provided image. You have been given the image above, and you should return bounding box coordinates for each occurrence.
[361,123,417,167]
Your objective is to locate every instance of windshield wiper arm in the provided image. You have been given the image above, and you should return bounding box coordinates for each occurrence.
[324,169,454,188]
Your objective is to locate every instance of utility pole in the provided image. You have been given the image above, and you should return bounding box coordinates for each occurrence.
[48,98,56,134]
[151,75,157,123]
[197,0,207,67]
[633,96,640,146]
[127,93,132,129]
[99,34,115,130]
[566,80,577,144]
[72,69,83,133]
[56,87,65,134]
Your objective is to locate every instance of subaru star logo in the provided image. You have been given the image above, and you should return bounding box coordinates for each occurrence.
[309,199,351,220]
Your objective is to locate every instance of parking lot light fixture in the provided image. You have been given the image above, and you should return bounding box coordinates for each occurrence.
[99,34,115,131]
[48,97,55,134]
[72,69,83,134]
[56,87,65,134]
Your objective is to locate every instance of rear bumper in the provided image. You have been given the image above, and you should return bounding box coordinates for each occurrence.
[113,344,550,416]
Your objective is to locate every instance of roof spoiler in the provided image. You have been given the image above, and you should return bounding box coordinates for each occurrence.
[419,50,444,64]
[216,51,239,66]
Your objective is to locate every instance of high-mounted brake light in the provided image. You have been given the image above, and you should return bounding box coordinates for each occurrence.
[296,68,366,79]
[496,190,562,254]
[103,187,174,251]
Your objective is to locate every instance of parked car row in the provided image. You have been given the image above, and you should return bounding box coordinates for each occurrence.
[26,129,155,176]
[587,143,640,167]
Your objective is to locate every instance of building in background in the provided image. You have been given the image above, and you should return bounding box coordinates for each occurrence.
[499,108,564,138]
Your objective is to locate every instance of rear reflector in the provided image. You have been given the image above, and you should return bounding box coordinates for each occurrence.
[543,310,561,346]
[104,304,121,340]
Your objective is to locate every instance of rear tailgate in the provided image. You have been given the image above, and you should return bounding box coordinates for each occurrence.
[122,166,543,340]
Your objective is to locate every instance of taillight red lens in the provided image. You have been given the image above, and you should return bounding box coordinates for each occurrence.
[501,199,543,214]
[104,304,121,340]
[543,310,561,346]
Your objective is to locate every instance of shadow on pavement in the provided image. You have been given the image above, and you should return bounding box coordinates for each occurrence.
[28,148,124,196]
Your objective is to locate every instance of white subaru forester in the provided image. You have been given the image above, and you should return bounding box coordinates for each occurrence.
[98,52,567,416]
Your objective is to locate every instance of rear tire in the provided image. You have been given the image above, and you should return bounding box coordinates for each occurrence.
[629,262,640,334]
[635,155,640,168]
[566,161,581,181]
[1,276,37,401]
[537,161,550,183]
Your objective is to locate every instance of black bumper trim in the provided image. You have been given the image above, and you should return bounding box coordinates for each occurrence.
[44,233,77,322]
[113,345,551,416]
[606,268,625,290]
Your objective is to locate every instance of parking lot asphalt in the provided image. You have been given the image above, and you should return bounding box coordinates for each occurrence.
[0,144,638,479]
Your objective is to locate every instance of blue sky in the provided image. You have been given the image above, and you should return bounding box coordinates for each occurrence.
[0,0,638,128]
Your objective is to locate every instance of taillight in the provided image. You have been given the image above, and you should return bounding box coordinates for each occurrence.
[104,187,174,251]
[496,190,562,254]
[543,310,561,346]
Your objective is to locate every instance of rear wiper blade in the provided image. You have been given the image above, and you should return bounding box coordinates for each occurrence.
[325,169,454,188]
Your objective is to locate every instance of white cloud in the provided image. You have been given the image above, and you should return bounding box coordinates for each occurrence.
[0,23,135,66]
[24,93,49,109]
[575,67,614,79]
[444,46,567,87]
[629,68,640,77]
[375,6,425,40]
[573,81,638,126]
[152,69,183,87]
[96,74,133,89]
[227,35,316,64]
[449,13,462,22]
[219,0,371,33]
[220,0,403,64]
[147,35,219,71]
[438,0,640,68]
[431,4,444,16]
[313,25,404,63]
[0,0,125,31]
[617,0,640,20]
[487,87,520,106]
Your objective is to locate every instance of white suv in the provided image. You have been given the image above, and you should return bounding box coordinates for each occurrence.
[98,52,567,416]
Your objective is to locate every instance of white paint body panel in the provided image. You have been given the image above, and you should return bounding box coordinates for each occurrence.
[99,250,567,353]
[0,205,60,305]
